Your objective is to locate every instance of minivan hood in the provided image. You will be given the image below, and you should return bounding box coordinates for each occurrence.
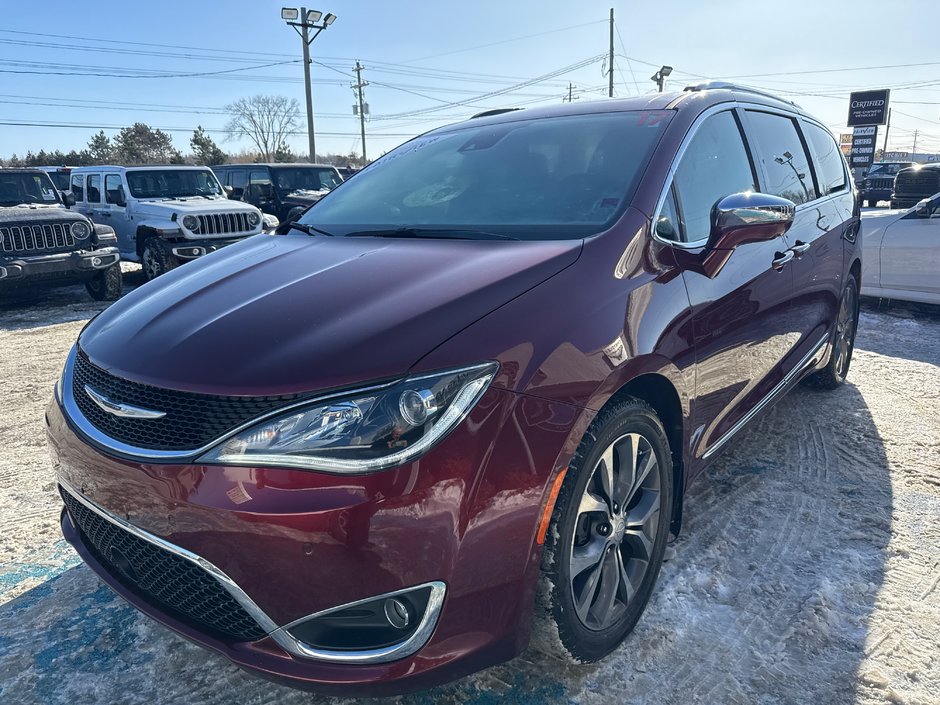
[79,234,582,395]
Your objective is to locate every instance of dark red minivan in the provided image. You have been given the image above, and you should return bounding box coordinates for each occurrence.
[47,83,861,695]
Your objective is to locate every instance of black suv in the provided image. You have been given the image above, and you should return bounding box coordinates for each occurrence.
[859,161,913,207]
[891,163,940,209]
[212,163,343,222]
[0,169,122,300]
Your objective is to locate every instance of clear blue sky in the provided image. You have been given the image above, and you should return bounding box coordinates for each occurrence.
[1,0,938,160]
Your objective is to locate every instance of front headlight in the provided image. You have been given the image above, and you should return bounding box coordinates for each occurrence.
[247,211,261,227]
[198,362,498,473]
[70,221,90,239]
[181,215,200,231]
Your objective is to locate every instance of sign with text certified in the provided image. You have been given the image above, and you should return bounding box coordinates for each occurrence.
[850,125,879,171]
[847,89,890,126]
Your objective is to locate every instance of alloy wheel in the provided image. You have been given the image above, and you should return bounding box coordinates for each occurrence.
[833,282,857,377]
[568,432,662,631]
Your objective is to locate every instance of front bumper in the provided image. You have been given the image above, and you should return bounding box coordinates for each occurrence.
[859,188,892,203]
[46,386,581,695]
[171,237,249,260]
[0,246,119,282]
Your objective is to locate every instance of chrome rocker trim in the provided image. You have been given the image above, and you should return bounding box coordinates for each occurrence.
[703,331,829,460]
[59,478,446,665]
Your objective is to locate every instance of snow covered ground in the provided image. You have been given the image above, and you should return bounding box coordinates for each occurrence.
[0,276,937,705]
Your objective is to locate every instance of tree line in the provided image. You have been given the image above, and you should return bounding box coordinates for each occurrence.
[1,94,371,169]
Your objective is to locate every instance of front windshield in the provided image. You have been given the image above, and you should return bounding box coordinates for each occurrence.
[0,172,61,206]
[273,167,342,194]
[868,163,910,176]
[301,110,673,240]
[125,169,222,198]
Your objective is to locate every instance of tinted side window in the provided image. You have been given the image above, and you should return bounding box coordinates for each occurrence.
[804,123,847,196]
[70,174,84,201]
[671,110,756,243]
[86,174,101,203]
[230,170,248,190]
[745,111,817,205]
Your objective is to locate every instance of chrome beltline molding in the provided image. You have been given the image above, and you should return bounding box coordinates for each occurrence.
[59,479,446,664]
[702,331,829,460]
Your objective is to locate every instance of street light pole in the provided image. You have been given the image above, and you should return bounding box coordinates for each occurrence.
[300,10,316,161]
[282,8,336,163]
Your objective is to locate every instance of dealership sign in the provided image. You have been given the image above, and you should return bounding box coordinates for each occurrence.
[884,151,910,160]
[850,125,879,171]
[847,89,890,127]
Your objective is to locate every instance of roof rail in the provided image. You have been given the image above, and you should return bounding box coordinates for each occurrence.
[470,108,523,119]
[684,81,799,107]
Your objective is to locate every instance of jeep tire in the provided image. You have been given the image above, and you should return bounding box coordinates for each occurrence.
[85,263,123,301]
[141,237,178,282]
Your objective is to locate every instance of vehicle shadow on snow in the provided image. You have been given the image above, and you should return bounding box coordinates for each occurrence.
[0,383,891,705]
[859,298,940,367]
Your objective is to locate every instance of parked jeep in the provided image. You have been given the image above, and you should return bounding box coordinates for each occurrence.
[858,161,913,207]
[891,163,940,209]
[0,169,121,300]
[70,165,263,281]
[213,163,343,222]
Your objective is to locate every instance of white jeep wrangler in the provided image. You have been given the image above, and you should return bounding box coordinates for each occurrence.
[70,165,263,281]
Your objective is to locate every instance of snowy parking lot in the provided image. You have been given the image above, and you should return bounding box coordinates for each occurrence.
[1,273,938,705]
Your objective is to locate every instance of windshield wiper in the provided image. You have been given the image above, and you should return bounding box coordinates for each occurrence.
[343,227,518,241]
[288,221,336,237]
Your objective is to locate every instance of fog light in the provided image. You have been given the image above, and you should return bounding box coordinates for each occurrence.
[384,598,411,629]
[92,257,102,266]
[285,584,436,652]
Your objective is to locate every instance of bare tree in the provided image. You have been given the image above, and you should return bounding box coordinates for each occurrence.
[225,95,300,162]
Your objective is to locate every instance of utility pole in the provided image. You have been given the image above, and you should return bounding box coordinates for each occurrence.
[912,129,919,156]
[282,8,337,162]
[353,61,368,163]
[882,108,891,155]
[608,8,614,98]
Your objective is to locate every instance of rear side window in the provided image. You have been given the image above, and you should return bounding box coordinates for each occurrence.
[86,174,101,203]
[70,173,84,201]
[745,111,817,205]
[803,123,847,196]
[229,170,247,190]
[670,110,756,243]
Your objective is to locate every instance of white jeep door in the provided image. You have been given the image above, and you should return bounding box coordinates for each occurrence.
[103,173,136,256]
[881,195,940,296]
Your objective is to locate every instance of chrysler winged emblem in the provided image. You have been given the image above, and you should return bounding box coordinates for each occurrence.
[84,385,166,420]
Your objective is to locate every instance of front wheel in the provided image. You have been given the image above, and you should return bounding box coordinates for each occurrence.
[85,263,123,301]
[804,274,860,390]
[141,237,178,282]
[534,398,673,663]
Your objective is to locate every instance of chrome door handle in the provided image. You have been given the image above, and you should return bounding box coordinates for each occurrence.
[772,250,794,271]
[790,241,811,256]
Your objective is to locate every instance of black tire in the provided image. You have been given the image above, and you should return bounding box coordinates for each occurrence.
[804,274,860,390]
[141,237,178,282]
[534,398,673,664]
[84,263,123,301]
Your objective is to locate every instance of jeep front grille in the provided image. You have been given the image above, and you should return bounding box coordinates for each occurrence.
[868,178,893,190]
[1,222,76,254]
[196,212,253,235]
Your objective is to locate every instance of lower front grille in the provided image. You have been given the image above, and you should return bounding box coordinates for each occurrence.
[1,222,76,254]
[61,486,267,642]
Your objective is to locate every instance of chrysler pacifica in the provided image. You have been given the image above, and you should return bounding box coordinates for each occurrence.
[47,82,861,695]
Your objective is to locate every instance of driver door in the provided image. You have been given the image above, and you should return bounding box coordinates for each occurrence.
[881,195,940,296]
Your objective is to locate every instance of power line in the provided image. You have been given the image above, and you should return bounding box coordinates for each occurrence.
[0,57,301,79]
[0,119,417,138]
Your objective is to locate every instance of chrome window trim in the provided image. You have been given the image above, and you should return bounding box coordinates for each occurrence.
[271,581,448,664]
[650,102,850,250]
[60,478,447,664]
[57,344,397,461]
[702,332,828,460]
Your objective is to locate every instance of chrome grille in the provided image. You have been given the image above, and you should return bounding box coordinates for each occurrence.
[1,222,76,254]
[868,178,893,190]
[196,212,252,235]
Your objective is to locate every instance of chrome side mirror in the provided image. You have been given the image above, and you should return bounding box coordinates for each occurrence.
[709,192,796,251]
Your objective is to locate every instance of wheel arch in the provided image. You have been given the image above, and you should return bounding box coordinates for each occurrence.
[585,367,688,537]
